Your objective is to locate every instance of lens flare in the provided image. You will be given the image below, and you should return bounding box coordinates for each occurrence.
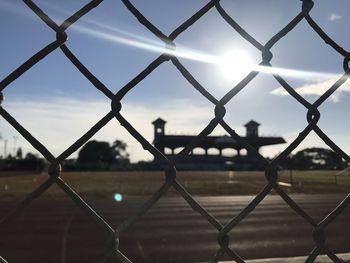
[7,0,339,83]
[71,24,339,82]
[114,193,123,202]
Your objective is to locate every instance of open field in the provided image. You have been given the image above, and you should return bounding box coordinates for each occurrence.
[0,170,349,199]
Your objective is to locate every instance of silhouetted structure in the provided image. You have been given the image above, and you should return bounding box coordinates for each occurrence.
[152,118,286,170]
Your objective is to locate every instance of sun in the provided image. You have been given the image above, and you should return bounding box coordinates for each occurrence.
[218,49,255,81]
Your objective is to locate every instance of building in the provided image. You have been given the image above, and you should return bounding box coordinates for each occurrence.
[152,118,286,170]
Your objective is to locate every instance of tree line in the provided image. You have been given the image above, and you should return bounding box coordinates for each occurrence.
[0,139,131,172]
[280,147,347,170]
[0,141,347,172]
[73,139,130,170]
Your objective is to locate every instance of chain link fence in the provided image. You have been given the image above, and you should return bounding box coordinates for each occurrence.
[0,0,349,262]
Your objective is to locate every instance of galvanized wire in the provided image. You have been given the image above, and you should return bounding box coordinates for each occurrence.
[0,0,349,262]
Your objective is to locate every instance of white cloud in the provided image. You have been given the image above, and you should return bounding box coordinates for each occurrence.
[0,98,213,162]
[329,13,342,21]
[270,77,350,103]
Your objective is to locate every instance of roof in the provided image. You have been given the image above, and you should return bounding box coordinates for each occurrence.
[244,120,260,127]
[154,135,285,149]
[152,118,167,125]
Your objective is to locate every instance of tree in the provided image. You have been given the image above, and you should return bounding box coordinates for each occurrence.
[77,141,114,170]
[290,147,345,170]
[25,152,39,160]
[21,152,44,171]
[112,140,129,160]
[16,147,23,159]
[76,140,129,171]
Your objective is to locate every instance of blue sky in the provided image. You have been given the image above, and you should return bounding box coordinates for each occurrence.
[0,0,350,162]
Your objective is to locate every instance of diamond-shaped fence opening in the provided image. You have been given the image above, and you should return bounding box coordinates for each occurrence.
[225,196,316,259]
[0,0,349,262]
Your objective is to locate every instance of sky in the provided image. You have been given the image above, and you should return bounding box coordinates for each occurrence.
[0,0,350,162]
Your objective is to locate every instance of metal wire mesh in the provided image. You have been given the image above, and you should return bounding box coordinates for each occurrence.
[0,0,349,262]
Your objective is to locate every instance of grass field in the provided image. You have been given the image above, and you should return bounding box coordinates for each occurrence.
[0,170,349,199]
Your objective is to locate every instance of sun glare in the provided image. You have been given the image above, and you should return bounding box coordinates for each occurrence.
[219,50,255,81]
[61,19,338,82]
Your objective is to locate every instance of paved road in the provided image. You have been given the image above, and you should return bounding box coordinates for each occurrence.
[0,194,349,263]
